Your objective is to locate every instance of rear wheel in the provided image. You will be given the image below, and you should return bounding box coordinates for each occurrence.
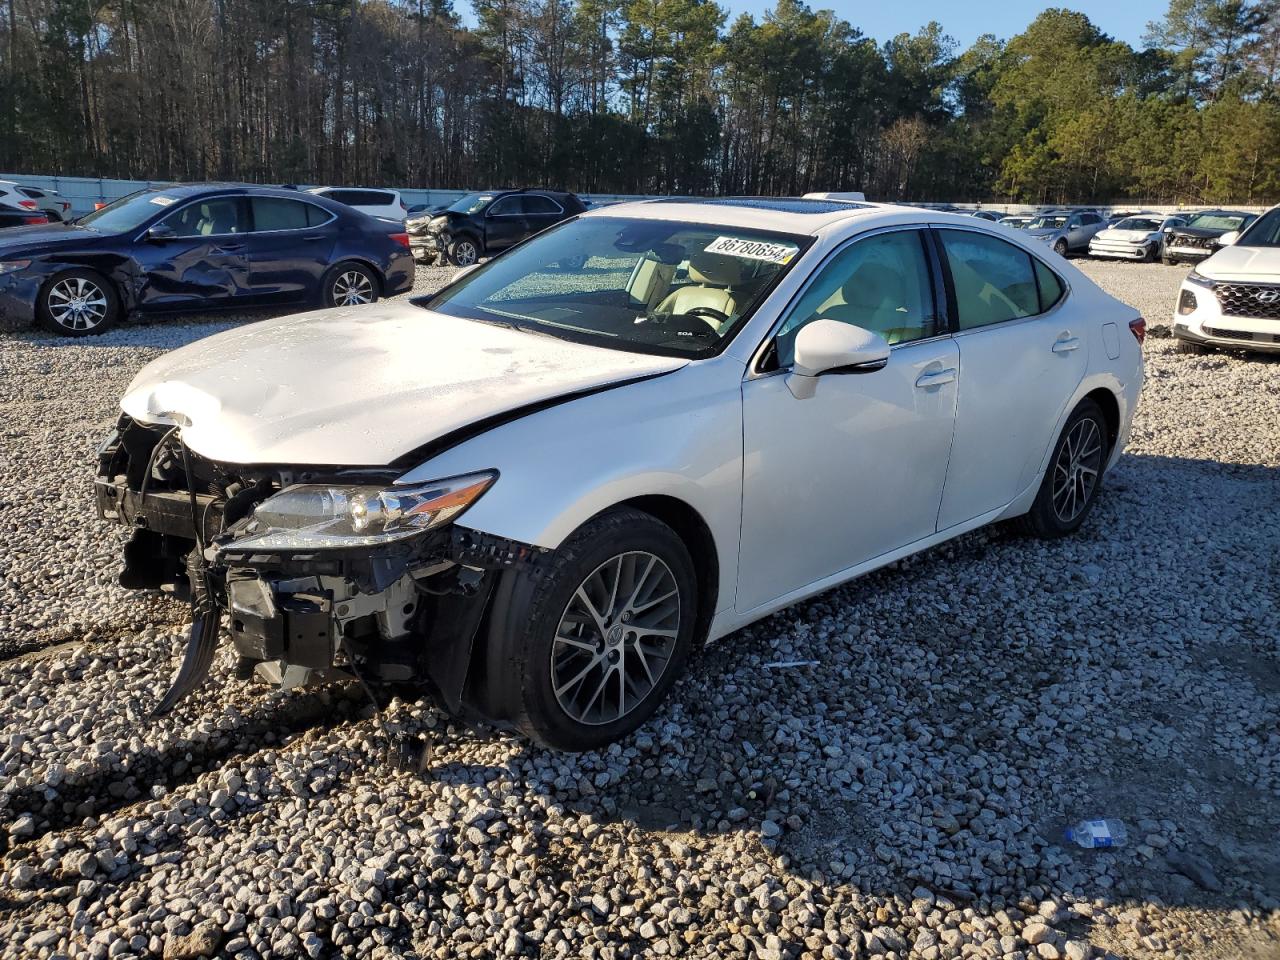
[483,508,697,750]
[1020,399,1110,539]
[323,262,379,307]
[37,268,120,336]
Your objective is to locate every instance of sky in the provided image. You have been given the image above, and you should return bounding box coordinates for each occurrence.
[716,0,1162,49]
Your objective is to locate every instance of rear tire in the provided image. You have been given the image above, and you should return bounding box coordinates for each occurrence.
[36,268,120,337]
[483,508,697,750]
[322,262,380,307]
[1019,399,1110,539]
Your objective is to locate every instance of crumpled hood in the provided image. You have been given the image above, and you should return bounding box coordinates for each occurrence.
[121,303,688,466]
[1199,244,1280,281]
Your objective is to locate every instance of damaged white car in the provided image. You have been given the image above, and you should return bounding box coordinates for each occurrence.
[97,198,1144,749]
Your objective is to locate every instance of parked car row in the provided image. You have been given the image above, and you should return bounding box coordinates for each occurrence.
[410,189,587,266]
[0,179,71,222]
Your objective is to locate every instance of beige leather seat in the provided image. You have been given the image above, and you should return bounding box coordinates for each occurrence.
[655,251,750,331]
[822,260,927,345]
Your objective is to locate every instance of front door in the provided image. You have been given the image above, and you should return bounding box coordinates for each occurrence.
[484,195,530,252]
[932,228,1088,529]
[737,228,959,614]
[134,196,252,310]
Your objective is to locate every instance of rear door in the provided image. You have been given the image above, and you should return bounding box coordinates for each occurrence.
[133,196,253,310]
[484,195,529,252]
[933,227,1087,530]
[244,196,338,304]
[521,194,568,237]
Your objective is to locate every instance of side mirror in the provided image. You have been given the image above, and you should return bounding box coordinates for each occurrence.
[1216,230,1240,247]
[146,224,176,242]
[787,320,890,399]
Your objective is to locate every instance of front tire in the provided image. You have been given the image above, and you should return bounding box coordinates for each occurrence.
[483,508,697,750]
[1020,399,1110,539]
[1162,255,1177,266]
[448,236,481,267]
[36,268,120,336]
[1053,238,1069,257]
[323,262,379,307]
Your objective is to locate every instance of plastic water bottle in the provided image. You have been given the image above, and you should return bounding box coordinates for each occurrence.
[1065,819,1128,849]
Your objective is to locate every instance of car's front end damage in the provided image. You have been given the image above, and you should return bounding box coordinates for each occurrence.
[96,414,540,717]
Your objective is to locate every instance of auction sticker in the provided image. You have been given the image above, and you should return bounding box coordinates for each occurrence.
[704,236,797,264]
[149,196,177,206]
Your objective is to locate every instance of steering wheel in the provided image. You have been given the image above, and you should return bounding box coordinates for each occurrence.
[683,306,730,331]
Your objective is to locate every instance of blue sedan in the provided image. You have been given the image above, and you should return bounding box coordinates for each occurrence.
[0,184,416,336]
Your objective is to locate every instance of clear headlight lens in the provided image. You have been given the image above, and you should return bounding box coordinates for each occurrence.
[0,260,32,275]
[1185,269,1213,288]
[228,471,497,551]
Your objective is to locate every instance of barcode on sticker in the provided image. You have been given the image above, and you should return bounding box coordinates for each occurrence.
[704,236,797,264]
[149,196,176,206]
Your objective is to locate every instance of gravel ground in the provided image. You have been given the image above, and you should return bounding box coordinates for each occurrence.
[1,260,1278,960]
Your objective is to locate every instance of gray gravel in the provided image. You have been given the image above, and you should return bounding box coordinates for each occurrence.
[1,260,1278,959]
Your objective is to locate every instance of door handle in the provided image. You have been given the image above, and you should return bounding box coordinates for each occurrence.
[915,367,957,388]
[1052,335,1081,353]
[215,243,245,252]
[302,234,326,241]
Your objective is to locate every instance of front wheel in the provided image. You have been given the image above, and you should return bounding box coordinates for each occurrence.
[37,269,120,336]
[1019,399,1110,539]
[1053,238,1069,257]
[483,508,697,750]
[323,262,379,307]
[448,236,481,267]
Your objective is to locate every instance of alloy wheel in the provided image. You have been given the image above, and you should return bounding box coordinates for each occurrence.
[332,270,374,306]
[551,551,682,726]
[47,277,108,332]
[1051,417,1103,524]
[454,241,478,266]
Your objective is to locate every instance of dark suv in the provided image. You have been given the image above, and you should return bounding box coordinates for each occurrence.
[424,190,587,266]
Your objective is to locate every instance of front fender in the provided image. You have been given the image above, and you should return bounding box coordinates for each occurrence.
[396,358,746,616]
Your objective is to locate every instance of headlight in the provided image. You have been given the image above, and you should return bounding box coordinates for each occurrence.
[1186,269,1213,288]
[228,471,497,551]
[0,259,32,275]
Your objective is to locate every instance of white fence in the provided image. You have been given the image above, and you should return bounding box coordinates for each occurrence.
[2,173,1270,218]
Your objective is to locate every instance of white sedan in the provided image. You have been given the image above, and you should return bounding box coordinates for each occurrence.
[96,199,1144,749]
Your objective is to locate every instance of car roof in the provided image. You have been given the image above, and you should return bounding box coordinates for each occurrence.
[581,196,901,235]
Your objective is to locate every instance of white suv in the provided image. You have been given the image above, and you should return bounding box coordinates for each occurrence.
[0,180,72,222]
[1173,205,1280,355]
[306,186,406,222]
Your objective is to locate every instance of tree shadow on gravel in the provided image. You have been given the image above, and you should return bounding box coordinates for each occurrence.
[504,452,1280,935]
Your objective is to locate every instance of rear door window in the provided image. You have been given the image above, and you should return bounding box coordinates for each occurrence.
[522,194,563,215]
[936,229,1040,329]
[251,197,315,231]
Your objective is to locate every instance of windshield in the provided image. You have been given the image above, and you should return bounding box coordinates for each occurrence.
[1029,215,1068,229]
[421,216,808,358]
[1186,212,1248,231]
[1238,208,1280,247]
[76,190,179,232]
[1114,218,1161,231]
[448,193,494,215]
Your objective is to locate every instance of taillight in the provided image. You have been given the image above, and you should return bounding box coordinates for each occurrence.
[61,201,71,211]
[1129,317,1146,344]
[390,232,410,249]
[17,199,37,210]
[22,215,47,225]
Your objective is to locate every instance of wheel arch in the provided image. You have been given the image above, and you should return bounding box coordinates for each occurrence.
[1082,385,1120,454]
[612,494,719,649]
